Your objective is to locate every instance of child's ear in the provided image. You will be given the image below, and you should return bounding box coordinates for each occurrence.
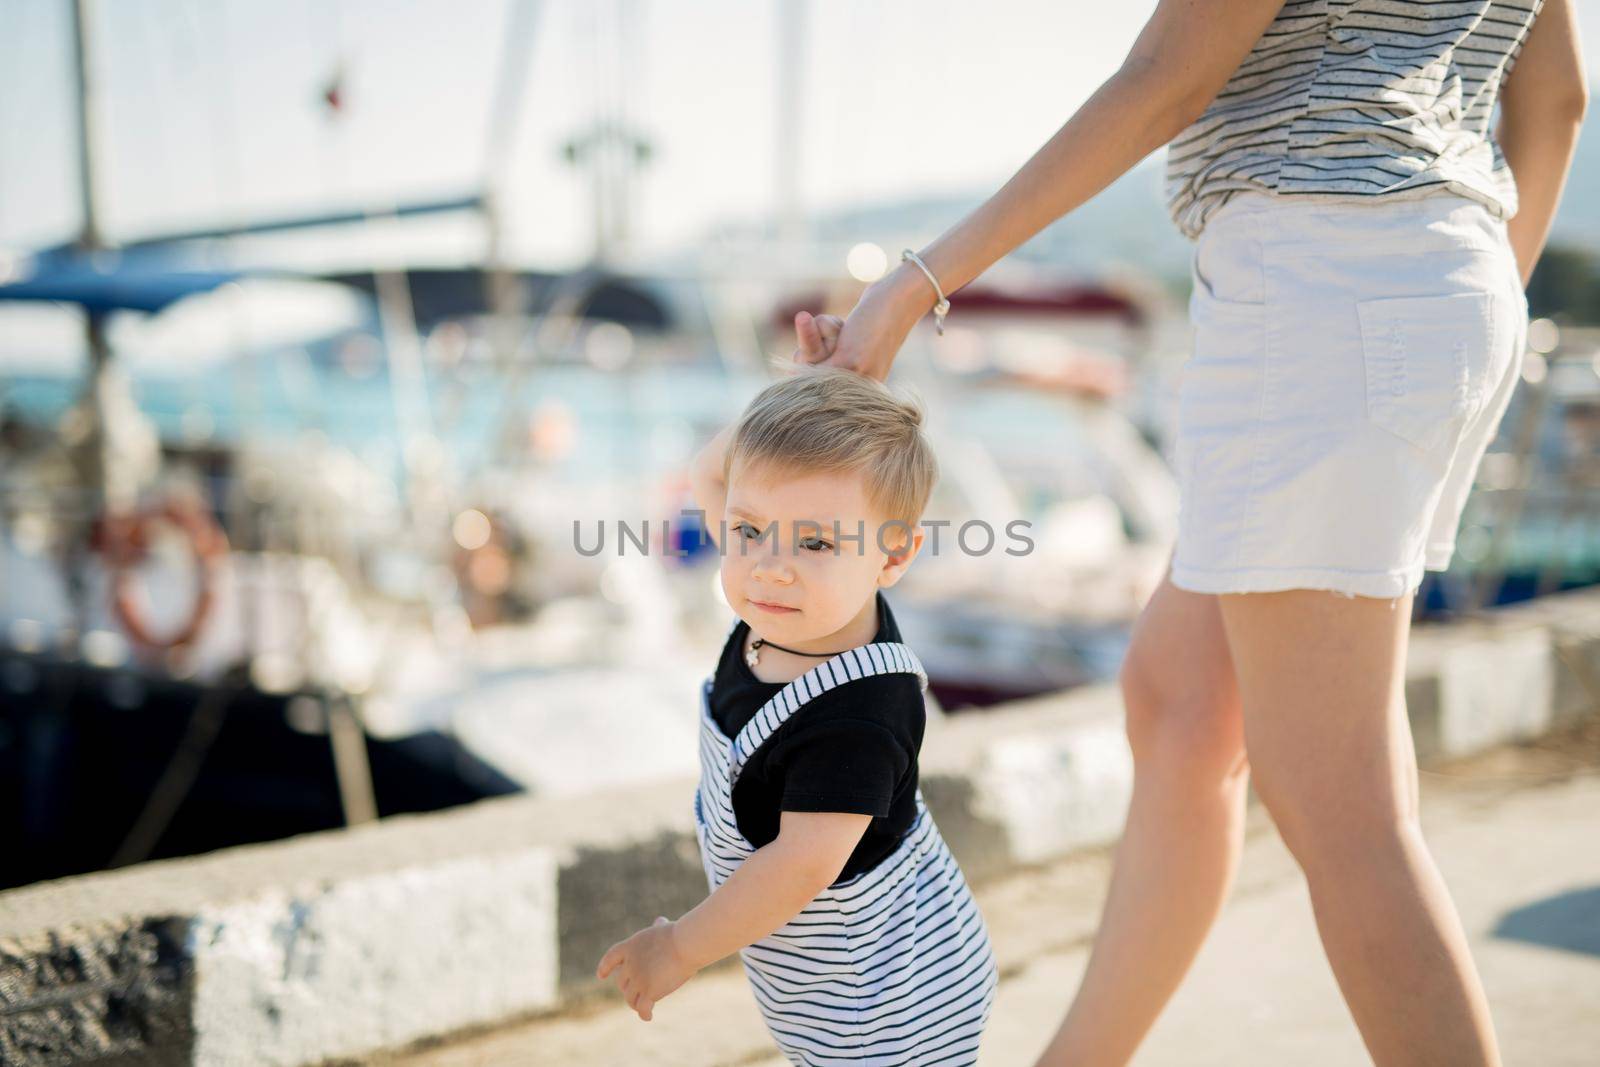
[876,526,924,588]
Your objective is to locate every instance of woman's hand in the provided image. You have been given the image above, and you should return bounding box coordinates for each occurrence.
[596,916,698,1022]
[792,266,932,382]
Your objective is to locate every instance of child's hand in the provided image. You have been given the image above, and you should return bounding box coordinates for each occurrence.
[595,916,698,1022]
[792,310,843,366]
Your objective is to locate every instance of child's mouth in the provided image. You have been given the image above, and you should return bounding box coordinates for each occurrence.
[749,599,800,615]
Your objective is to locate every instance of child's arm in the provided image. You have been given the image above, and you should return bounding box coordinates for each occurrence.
[595,810,871,1021]
[675,810,871,967]
[687,424,735,551]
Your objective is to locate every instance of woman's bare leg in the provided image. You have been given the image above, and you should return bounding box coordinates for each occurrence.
[1217,587,1500,1066]
[1032,564,1251,1067]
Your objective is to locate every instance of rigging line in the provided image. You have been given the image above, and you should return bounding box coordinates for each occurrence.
[616,0,640,257]
[0,0,57,241]
[482,0,545,192]
[478,0,545,431]
[180,0,240,252]
[134,2,182,235]
[0,1,29,239]
[133,1,211,428]
[106,668,244,870]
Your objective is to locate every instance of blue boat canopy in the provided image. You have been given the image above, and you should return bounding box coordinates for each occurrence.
[0,265,243,315]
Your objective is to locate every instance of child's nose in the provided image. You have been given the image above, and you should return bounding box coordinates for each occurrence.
[751,555,795,583]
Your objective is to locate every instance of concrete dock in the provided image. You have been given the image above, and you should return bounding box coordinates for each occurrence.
[7,586,1598,1066]
[384,727,1600,1066]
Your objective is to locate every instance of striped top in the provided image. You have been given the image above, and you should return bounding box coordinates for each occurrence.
[1165,0,1546,240]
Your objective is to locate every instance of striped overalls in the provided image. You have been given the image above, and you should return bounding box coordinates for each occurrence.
[693,625,998,1066]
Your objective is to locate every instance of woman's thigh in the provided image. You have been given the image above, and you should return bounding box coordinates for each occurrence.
[1214,587,1420,866]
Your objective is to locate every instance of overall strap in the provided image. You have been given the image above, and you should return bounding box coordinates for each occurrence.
[729,641,927,785]
[705,612,745,691]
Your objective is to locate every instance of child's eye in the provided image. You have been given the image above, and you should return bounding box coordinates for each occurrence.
[800,538,834,553]
[734,522,781,545]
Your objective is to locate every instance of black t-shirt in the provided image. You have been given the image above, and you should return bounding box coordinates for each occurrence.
[709,590,924,884]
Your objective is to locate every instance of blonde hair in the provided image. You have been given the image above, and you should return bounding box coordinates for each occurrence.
[725,367,938,529]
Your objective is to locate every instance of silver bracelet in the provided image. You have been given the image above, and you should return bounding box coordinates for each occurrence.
[900,249,950,336]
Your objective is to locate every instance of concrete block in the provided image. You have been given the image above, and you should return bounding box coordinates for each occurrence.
[1407,622,1554,762]
[920,773,1013,885]
[1485,585,1600,727]
[557,830,706,995]
[0,919,194,1067]
[922,686,1132,873]
[189,851,559,1067]
[1549,613,1600,726]
[1441,627,1555,756]
[968,720,1133,865]
[1406,670,1448,765]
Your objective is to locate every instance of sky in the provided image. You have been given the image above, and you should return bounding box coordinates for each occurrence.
[0,0,1165,269]
[3,0,1599,272]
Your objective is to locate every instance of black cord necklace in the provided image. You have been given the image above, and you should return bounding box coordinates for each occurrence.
[745,635,853,669]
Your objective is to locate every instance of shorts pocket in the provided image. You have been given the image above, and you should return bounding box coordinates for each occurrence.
[1355,291,1492,454]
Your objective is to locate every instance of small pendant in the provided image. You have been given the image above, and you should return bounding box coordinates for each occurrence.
[745,639,762,669]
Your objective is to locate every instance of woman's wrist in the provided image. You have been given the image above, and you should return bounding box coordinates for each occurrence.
[874,261,941,328]
[694,425,732,481]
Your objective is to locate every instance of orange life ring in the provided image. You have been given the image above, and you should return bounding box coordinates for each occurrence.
[93,498,229,650]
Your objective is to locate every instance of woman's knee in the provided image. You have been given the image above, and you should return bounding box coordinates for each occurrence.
[1119,657,1246,778]
[1251,771,1421,876]
[1118,569,1246,779]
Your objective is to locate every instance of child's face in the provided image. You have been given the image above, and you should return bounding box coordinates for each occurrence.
[720,463,921,643]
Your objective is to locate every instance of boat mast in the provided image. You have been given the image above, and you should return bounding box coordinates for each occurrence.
[482,0,543,370]
[69,0,104,255]
[775,0,805,250]
[69,0,115,508]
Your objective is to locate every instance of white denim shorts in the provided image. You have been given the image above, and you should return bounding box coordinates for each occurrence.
[1171,189,1529,600]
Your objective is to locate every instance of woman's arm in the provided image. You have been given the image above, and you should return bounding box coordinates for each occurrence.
[688,425,736,551]
[805,0,1289,380]
[1496,0,1589,287]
